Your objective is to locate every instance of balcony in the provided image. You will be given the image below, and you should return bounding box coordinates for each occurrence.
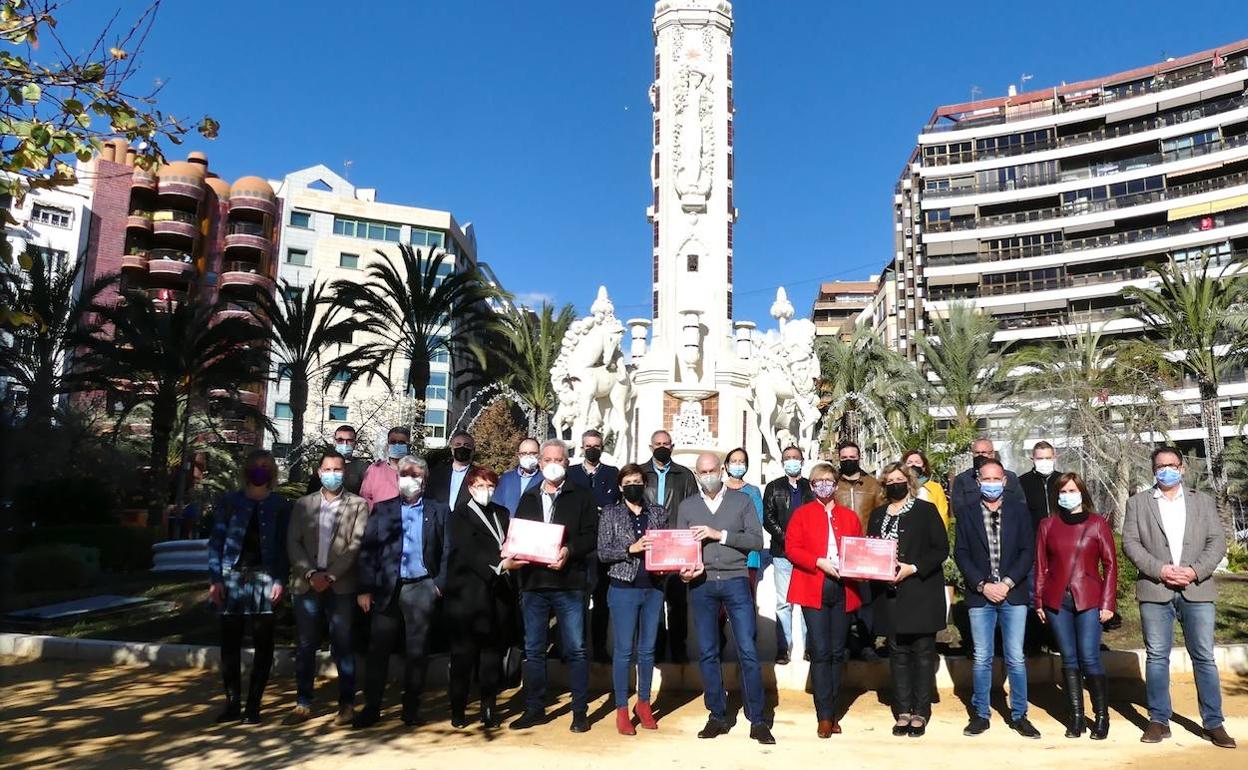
[994,305,1137,331]
[220,266,275,293]
[211,300,262,326]
[924,55,1247,134]
[131,167,157,191]
[229,189,277,217]
[126,211,153,232]
[224,221,271,252]
[157,173,205,201]
[120,250,148,272]
[152,209,199,239]
[924,132,1248,199]
[148,248,195,280]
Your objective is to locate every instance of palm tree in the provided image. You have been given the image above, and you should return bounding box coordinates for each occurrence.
[70,288,271,512]
[816,326,927,458]
[1124,252,1248,539]
[917,302,1014,438]
[331,244,509,407]
[495,302,576,438]
[256,278,370,480]
[0,249,111,427]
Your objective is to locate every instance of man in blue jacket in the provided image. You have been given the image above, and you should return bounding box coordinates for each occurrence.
[353,455,450,728]
[954,458,1039,740]
[496,437,542,514]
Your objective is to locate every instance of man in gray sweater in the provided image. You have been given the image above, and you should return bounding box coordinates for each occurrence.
[678,452,774,745]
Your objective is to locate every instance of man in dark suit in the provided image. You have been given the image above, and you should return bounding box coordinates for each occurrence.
[951,437,1027,513]
[495,437,542,514]
[427,429,482,510]
[353,455,450,728]
[508,439,599,734]
[565,429,620,663]
[954,458,1039,740]
[1018,440,1060,531]
[641,429,698,663]
[305,424,370,495]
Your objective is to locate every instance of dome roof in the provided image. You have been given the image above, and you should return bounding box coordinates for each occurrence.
[204,177,231,197]
[230,175,275,198]
[158,160,206,180]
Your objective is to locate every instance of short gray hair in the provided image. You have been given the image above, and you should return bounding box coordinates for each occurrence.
[397,455,428,473]
[540,438,568,459]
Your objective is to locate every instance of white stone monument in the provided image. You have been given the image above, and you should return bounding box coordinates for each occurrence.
[551,0,819,484]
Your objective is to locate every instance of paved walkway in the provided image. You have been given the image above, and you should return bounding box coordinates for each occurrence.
[1,657,1244,769]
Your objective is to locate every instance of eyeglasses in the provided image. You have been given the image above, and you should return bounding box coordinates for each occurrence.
[1154,463,1181,471]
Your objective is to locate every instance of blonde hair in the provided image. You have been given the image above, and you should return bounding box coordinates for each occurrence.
[809,461,836,482]
[878,462,920,497]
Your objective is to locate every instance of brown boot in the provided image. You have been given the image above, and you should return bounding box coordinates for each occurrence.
[817,719,840,738]
[1140,722,1171,743]
[1204,726,1237,749]
[634,700,658,730]
[616,707,636,736]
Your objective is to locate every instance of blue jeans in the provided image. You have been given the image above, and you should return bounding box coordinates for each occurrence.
[521,590,588,714]
[1140,595,1223,729]
[690,576,765,725]
[607,585,664,707]
[772,557,795,657]
[968,602,1029,721]
[293,590,355,707]
[1045,603,1105,675]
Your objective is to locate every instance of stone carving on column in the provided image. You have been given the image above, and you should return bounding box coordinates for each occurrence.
[671,28,714,212]
[749,288,821,471]
[550,286,636,457]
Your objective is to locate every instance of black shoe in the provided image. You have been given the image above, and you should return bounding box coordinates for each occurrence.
[482,705,502,729]
[241,704,262,725]
[892,724,910,737]
[451,711,469,729]
[698,717,730,739]
[1063,668,1085,739]
[215,700,242,723]
[510,710,545,730]
[908,720,927,738]
[352,709,381,729]
[1011,717,1041,739]
[750,723,776,745]
[570,712,590,733]
[1086,674,1109,741]
[963,717,990,736]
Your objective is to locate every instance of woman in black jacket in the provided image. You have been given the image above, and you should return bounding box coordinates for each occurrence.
[867,462,950,738]
[445,467,524,729]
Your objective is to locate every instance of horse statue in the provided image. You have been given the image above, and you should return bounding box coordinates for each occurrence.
[550,286,635,458]
[750,316,821,469]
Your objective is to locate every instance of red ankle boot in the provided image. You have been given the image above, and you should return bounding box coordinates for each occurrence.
[634,700,658,730]
[616,706,637,735]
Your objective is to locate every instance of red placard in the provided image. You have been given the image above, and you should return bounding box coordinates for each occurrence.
[502,518,565,565]
[838,536,898,581]
[644,529,704,572]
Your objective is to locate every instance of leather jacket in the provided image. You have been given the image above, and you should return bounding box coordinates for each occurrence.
[1034,512,1117,613]
[762,476,814,558]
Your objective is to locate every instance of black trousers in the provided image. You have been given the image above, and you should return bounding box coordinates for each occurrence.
[363,579,438,714]
[655,576,688,661]
[802,578,849,722]
[220,614,275,705]
[889,632,937,719]
[590,558,611,658]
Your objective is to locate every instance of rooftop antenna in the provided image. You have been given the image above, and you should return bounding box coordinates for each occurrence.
[970,84,982,101]
[343,159,354,181]
[1019,73,1034,93]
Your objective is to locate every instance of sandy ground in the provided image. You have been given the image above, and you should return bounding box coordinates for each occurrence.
[0,656,1244,770]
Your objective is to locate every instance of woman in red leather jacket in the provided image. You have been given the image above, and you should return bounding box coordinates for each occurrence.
[1034,472,1117,741]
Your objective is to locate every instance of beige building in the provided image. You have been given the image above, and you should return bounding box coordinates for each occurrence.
[811,280,875,338]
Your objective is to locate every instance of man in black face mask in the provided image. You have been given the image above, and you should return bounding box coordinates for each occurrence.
[641,430,697,663]
[567,429,621,663]
[427,430,483,509]
[951,437,1026,517]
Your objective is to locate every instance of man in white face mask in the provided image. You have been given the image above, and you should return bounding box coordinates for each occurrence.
[496,437,542,514]
[508,439,600,734]
[1020,440,1061,532]
[353,455,450,729]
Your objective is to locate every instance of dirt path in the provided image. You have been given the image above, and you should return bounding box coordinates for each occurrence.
[1,657,1243,769]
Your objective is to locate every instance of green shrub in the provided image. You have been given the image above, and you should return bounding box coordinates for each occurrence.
[1227,542,1248,574]
[14,526,156,573]
[11,544,97,591]
[1115,534,1139,600]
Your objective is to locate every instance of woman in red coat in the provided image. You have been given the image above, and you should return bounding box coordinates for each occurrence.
[785,461,862,738]
[1034,472,1117,741]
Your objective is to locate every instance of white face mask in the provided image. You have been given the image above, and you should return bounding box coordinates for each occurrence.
[518,455,539,472]
[542,462,566,484]
[470,487,493,507]
[398,476,423,499]
[1034,458,1055,476]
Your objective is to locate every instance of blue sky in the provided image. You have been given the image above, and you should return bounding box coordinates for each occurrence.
[52,1,1248,323]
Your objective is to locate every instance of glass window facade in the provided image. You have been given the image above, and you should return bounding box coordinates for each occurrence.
[426,370,449,401]
[275,403,294,419]
[425,407,447,439]
[410,227,446,248]
[328,405,348,421]
[286,248,308,266]
[289,210,312,229]
[339,252,359,269]
[333,216,401,242]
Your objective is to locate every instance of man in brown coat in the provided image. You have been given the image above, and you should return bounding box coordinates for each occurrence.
[831,440,886,659]
[285,449,370,725]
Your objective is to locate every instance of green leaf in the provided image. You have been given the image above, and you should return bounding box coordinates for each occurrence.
[20,82,39,103]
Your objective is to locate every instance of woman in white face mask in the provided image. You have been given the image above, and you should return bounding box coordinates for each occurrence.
[444,468,524,730]
[723,447,766,590]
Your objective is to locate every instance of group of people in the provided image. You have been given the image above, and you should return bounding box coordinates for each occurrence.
[205,426,1236,749]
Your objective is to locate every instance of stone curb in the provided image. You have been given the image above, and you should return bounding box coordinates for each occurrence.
[3,632,1245,692]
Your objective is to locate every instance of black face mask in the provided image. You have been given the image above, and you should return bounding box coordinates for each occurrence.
[621,484,646,504]
[452,446,473,464]
[972,454,991,471]
[884,482,909,501]
[583,447,603,464]
[652,446,672,465]
[839,459,860,477]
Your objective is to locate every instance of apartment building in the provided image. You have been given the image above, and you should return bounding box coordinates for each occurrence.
[811,280,876,339]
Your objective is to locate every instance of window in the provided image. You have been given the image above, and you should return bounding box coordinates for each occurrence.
[275,403,294,419]
[332,369,352,383]
[426,370,449,401]
[339,252,359,269]
[286,248,308,266]
[32,204,72,228]
[425,407,447,440]
[686,254,699,272]
[409,227,445,248]
[333,215,400,242]
[289,210,312,229]
[328,405,348,421]
[30,246,67,272]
